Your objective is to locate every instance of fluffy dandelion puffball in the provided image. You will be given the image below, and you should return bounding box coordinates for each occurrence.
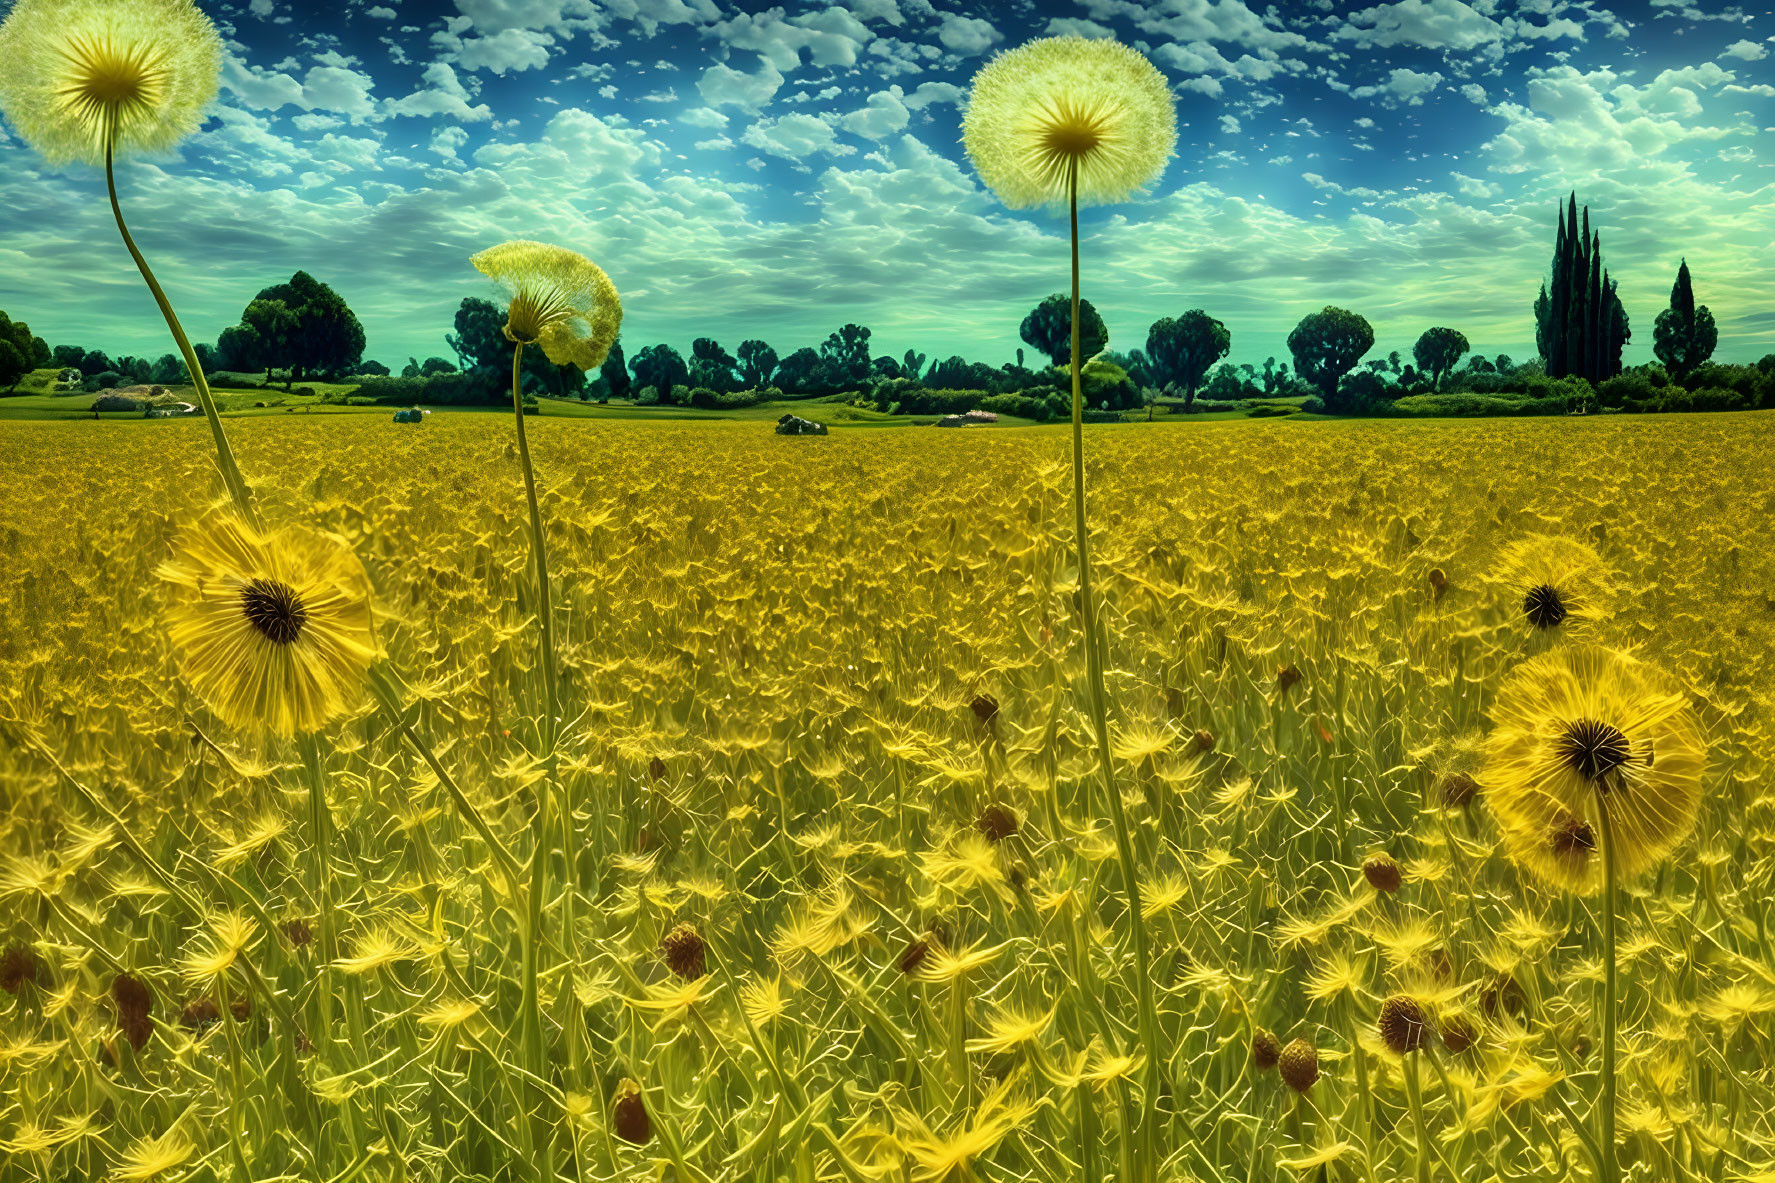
[470,240,622,371]
[962,34,1176,209]
[159,515,377,738]
[1494,534,1614,634]
[0,0,221,167]
[1484,645,1704,895]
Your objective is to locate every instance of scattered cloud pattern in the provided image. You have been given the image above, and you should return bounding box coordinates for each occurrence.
[0,0,1770,369]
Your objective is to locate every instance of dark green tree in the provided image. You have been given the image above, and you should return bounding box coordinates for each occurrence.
[1145,311,1230,408]
[820,324,872,388]
[1287,307,1375,412]
[737,339,778,388]
[1537,194,1626,383]
[0,312,44,391]
[901,348,927,381]
[447,298,509,372]
[236,272,366,388]
[1412,327,1470,391]
[1021,293,1107,368]
[600,338,630,400]
[358,359,390,376]
[689,338,738,391]
[774,346,826,393]
[631,343,689,400]
[1653,259,1717,380]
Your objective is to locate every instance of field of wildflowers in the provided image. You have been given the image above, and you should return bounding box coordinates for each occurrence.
[3,412,1774,1182]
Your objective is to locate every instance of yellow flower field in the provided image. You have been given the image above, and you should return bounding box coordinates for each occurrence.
[2,412,1773,1182]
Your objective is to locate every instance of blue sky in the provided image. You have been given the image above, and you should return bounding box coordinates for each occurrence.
[1,0,1771,373]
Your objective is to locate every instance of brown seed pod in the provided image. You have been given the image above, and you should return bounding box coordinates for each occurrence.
[661,923,706,981]
[1362,852,1403,894]
[1438,772,1479,809]
[1252,1028,1281,1071]
[612,1078,652,1145]
[1441,1014,1477,1055]
[1379,995,1429,1055]
[1191,728,1216,755]
[112,973,153,1051]
[969,693,999,724]
[647,756,667,782]
[897,935,932,975]
[0,945,39,994]
[1428,568,1449,600]
[976,804,1019,843]
[1278,1038,1319,1092]
[1276,664,1303,695]
[285,918,313,949]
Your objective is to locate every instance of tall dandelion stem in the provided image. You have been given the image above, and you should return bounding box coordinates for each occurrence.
[1067,157,1161,1155]
[105,140,258,528]
[510,341,559,755]
[510,339,557,1183]
[1598,797,1620,1183]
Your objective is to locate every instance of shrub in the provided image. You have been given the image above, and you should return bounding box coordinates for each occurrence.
[291,386,317,397]
[1597,371,1654,408]
[91,393,140,411]
[83,371,124,392]
[977,392,1058,422]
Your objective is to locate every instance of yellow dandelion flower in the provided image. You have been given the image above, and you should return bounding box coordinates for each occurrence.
[1278,1142,1355,1172]
[470,240,622,371]
[1484,645,1705,894]
[1494,534,1614,634]
[0,0,220,166]
[919,937,1010,985]
[895,1073,1038,1181]
[113,1129,196,1182]
[180,911,256,986]
[335,927,420,975]
[159,515,376,738]
[965,1002,1054,1056]
[962,34,1176,209]
[739,975,789,1028]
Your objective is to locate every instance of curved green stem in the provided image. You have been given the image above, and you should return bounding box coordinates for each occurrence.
[1597,799,1620,1183]
[1066,157,1160,1176]
[510,342,559,753]
[104,140,259,529]
[510,340,557,1183]
[1404,1051,1431,1183]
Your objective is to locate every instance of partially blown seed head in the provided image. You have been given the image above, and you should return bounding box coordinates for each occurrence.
[661,923,706,981]
[962,34,1176,210]
[0,0,222,166]
[1362,852,1402,894]
[1379,995,1429,1054]
[1252,1028,1280,1071]
[612,1078,651,1145]
[1278,1038,1319,1092]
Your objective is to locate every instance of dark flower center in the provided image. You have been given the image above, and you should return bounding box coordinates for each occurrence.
[1550,816,1597,858]
[240,578,308,645]
[1556,717,1632,785]
[1522,583,1568,629]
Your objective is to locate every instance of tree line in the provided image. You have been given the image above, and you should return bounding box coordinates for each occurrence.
[7,196,1767,418]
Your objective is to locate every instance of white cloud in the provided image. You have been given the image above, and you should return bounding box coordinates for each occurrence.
[367,6,397,18]
[697,56,785,112]
[383,61,495,121]
[1461,83,1488,103]
[1334,0,1503,50]
[740,113,857,162]
[705,8,874,70]
[677,106,730,129]
[903,81,963,110]
[436,27,555,74]
[839,88,910,140]
[1352,67,1445,106]
[936,14,999,55]
[431,126,470,161]
[1720,39,1768,61]
[223,57,379,123]
[1219,114,1242,133]
[473,107,660,183]
[250,0,276,16]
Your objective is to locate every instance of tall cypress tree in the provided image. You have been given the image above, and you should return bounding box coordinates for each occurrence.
[1543,198,1570,376]
[1537,194,1626,384]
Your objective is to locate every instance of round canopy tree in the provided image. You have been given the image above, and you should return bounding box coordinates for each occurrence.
[1288,306,1375,413]
[1021,293,1107,368]
[1146,310,1230,408]
[1412,326,1470,391]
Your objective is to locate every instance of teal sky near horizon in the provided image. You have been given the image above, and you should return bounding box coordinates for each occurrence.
[0,0,1771,375]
